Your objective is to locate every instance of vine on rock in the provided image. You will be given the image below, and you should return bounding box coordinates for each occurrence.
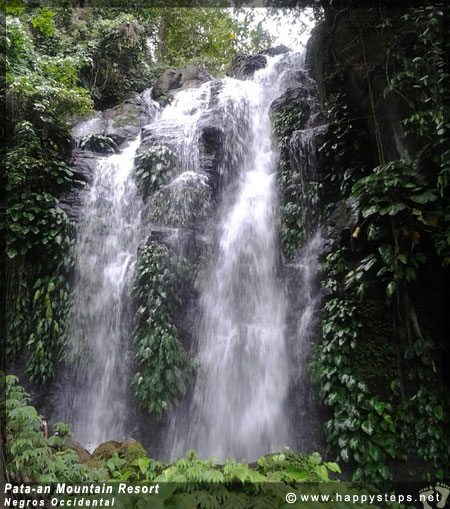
[131,242,191,419]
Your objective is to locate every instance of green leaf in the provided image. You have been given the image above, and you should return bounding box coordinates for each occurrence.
[433,405,443,421]
[324,461,341,474]
[137,457,150,474]
[285,466,310,481]
[361,421,374,435]
[362,205,380,218]
[386,281,396,297]
[7,248,18,259]
[410,191,438,204]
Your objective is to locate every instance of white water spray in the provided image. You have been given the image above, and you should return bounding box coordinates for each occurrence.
[167,55,304,461]
[62,138,142,450]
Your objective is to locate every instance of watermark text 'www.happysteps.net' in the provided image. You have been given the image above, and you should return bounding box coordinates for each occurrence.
[285,482,450,507]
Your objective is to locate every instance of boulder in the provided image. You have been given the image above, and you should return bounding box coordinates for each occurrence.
[178,64,212,91]
[92,440,121,459]
[262,44,290,57]
[118,439,147,461]
[151,65,212,99]
[152,69,182,99]
[103,100,141,145]
[63,437,101,468]
[270,82,325,131]
[68,149,98,183]
[270,86,312,131]
[228,54,267,80]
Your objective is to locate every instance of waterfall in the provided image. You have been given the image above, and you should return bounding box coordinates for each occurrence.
[165,54,305,461]
[57,51,325,459]
[60,137,143,450]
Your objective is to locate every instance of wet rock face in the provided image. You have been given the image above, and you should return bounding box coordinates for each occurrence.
[152,69,182,99]
[228,54,267,79]
[262,44,290,57]
[104,100,141,145]
[71,92,146,149]
[270,70,324,129]
[64,91,159,221]
[228,45,290,80]
[151,65,212,99]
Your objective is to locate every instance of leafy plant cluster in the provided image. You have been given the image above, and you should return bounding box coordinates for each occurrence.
[4,374,107,483]
[74,11,160,108]
[79,133,118,153]
[317,91,365,201]
[134,144,178,199]
[5,375,408,508]
[5,12,92,140]
[3,120,77,384]
[311,246,448,482]
[154,8,275,77]
[310,249,401,482]
[308,4,448,482]
[387,6,449,267]
[132,242,191,419]
[272,105,307,257]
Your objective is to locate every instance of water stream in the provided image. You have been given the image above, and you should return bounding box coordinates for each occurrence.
[61,138,143,450]
[167,54,304,461]
[60,51,324,458]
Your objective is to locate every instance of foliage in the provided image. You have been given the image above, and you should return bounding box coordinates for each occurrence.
[348,160,435,299]
[4,375,406,508]
[6,15,92,139]
[75,11,158,108]
[3,376,341,484]
[311,247,449,482]
[79,133,118,153]
[132,242,191,419]
[317,91,363,199]
[4,375,107,483]
[272,105,308,257]
[309,3,449,483]
[155,8,274,77]
[3,121,76,384]
[135,144,178,199]
[310,250,400,482]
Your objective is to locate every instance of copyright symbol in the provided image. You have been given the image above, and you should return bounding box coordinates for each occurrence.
[286,492,297,504]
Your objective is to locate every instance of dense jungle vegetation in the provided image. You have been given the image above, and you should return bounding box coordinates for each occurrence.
[1,0,449,497]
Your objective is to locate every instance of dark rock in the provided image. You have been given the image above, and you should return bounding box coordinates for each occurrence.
[262,44,290,56]
[69,149,99,183]
[152,65,212,99]
[324,197,360,251]
[58,189,85,222]
[103,100,141,145]
[152,69,182,99]
[178,64,212,92]
[270,87,312,129]
[228,54,267,80]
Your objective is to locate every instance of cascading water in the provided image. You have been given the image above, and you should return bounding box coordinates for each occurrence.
[56,50,325,459]
[166,54,306,461]
[60,137,143,450]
